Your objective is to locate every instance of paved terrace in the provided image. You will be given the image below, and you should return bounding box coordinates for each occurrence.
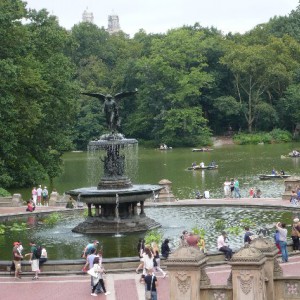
[0,197,299,300]
[1,256,300,300]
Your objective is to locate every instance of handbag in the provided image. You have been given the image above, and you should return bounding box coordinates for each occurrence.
[145,275,154,300]
[87,268,98,278]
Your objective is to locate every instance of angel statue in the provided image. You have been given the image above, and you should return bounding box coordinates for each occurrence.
[81,89,138,132]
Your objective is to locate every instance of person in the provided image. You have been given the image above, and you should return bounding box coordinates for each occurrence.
[271,168,277,175]
[31,187,37,206]
[137,238,145,258]
[290,190,298,206]
[274,229,281,254]
[12,242,23,279]
[280,170,285,175]
[276,222,288,263]
[161,239,171,259]
[230,179,235,198]
[25,241,40,280]
[180,230,189,246]
[198,236,206,253]
[291,218,300,252]
[39,246,48,266]
[26,200,35,212]
[90,256,110,296]
[151,242,166,278]
[37,185,42,206]
[223,178,231,198]
[234,178,241,198]
[82,240,99,258]
[209,161,216,167]
[217,231,232,261]
[195,190,202,199]
[249,188,254,198]
[144,268,158,300]
[42,186,49,206]
[204,190,210,199]
[81,89,138,132]
[192,162,197,169]
[199,162,205,168]
[253,189,262,198]
[244,227,254,244]
[186,232,200,248]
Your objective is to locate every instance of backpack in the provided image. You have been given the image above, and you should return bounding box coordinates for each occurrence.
[35,246,42,259]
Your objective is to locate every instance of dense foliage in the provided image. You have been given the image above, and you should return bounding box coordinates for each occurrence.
[1,0,300,187]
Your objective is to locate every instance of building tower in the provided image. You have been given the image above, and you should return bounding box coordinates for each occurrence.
[107,14,121,34]
[82,8,94,23]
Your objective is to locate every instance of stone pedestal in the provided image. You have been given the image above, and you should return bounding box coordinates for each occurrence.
[230,246,267,300]
[250,237,282,300]
[157,179,175,202]
[11,194,22,206]
[164,245,210,300]
[282,177,300,200]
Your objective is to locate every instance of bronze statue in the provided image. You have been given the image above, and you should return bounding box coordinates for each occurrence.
[82,89,138,132]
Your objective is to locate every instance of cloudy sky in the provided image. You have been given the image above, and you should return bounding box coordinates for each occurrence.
[24,0,299,36]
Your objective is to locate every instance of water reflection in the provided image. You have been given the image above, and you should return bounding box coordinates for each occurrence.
[0,207,297,260]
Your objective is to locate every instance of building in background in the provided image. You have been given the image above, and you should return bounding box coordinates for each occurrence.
[82,7,94,23]
[107,14,121,34]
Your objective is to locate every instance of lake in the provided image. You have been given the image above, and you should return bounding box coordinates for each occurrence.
[10,142,300,200]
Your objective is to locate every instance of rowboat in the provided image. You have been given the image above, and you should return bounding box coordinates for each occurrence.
[192,148,213,152]
[258,174,291,180]
[187,165,218,170]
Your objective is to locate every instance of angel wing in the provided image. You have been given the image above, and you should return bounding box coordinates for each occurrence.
[81,92,106,102]
[114,88,138,101]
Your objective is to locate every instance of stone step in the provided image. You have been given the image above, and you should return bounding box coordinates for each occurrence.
[0,202,13,207]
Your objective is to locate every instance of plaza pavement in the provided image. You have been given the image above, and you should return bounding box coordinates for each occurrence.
[0,197,299,300]
[1,256,300,300]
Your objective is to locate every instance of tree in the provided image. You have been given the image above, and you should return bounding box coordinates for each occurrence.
[220,36,300,132]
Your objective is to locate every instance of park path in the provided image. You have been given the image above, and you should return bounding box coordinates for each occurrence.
[1,256,300,300]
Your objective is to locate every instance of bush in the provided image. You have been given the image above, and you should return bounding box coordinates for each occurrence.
[0,188,11,197]
[233,130,292,145]
[144,229,163,246]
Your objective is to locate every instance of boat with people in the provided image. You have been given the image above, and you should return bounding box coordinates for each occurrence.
[188,165,218,170]
[157,144,172,150]
[258,174,291,180]
[188,161,218,170]
[281,150,300,158]
[192,148,213,152]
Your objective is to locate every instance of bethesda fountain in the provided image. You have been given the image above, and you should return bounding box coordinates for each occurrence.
[68,89,162,234]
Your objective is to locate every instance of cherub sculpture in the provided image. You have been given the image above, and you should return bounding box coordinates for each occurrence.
[82,89,138,132]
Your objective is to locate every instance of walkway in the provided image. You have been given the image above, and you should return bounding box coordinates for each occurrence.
[0,197,298,218]
[1,256,300,300]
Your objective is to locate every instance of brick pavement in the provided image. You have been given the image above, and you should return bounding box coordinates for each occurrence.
[1,257,299,300]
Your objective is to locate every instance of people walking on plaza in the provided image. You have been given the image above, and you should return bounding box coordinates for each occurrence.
[276,222,288,263]
[137,238,145,258]
[89,256,110,296]
[42,186,49,206]
[31,187,37,206]
[223,178,231,198]
[291,218,300,252]
[234,178,241,198]
[151,242,166,278]
[12,242,23,279]
[37,185,42,206]
[25,241,40,280]
[144,268,158,300]
[39,246,48,266]
[161,239,171,259]
[217,231,232,261]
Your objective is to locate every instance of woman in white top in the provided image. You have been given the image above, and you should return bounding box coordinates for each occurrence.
[223,178,231,198]
[39,246,48,266]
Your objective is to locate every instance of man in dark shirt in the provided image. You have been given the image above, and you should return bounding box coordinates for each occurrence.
[144,268,158,300]
[244,227,254,244]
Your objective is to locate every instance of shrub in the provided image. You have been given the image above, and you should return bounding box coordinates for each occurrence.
[44,212,61,225]
[144,229,163,246]
[269,129,292,142]
[0,188,11,197]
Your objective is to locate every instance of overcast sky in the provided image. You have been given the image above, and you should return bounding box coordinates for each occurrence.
[24,0,299,36]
